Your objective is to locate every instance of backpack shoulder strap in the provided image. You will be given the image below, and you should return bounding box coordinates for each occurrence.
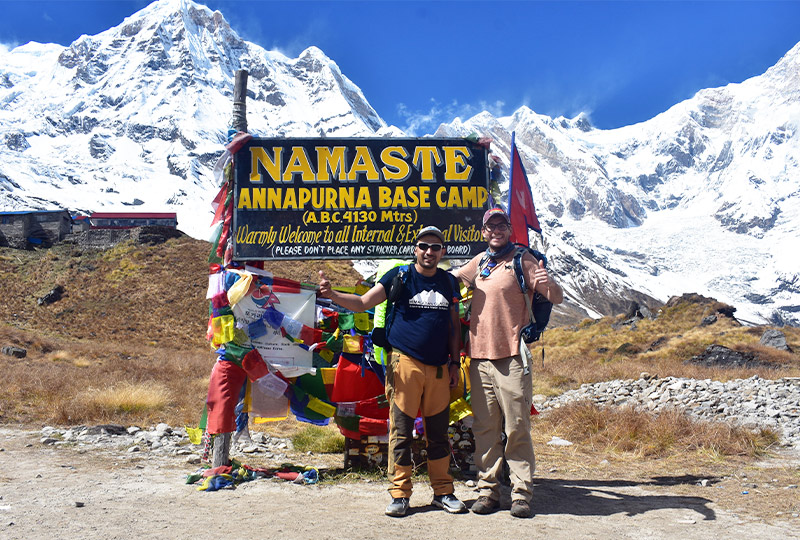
[472,252,491,287]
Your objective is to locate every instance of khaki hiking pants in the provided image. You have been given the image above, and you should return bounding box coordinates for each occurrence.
[386,350,453,498]
[469,354,535,503]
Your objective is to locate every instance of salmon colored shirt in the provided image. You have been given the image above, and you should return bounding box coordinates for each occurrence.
[455,249,538,360]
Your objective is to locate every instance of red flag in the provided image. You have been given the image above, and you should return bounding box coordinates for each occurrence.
[508,133,541,246]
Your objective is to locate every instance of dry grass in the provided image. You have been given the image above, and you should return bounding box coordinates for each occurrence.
[76,382,172,415]
[0,238,798,460]
[0,236,363,429]
[535,302,800,396]
[536,401,778,458]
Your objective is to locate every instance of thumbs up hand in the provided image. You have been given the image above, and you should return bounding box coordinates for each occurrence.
[318,270,333,298]
[532,259,550,292]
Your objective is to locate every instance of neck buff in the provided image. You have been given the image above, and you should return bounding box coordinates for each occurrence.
[485,242,515,259]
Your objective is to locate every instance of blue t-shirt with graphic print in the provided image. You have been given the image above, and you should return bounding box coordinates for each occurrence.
[378,264,460,366]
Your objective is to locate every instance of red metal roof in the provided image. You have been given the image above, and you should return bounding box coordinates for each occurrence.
[89,212,177,219]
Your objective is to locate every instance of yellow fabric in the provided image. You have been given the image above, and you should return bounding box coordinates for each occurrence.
[343,334,363,353]
[211,314,235,345]
[253,414,289,423]
[355,282,371,296]
[320,367,336,385]
[307,396,336,417]
[318,349,334,363]
[448,397,473,424]
[354,312,372,332]
[185,426,204,445]
[226,269,253,306]
[197,474,234,491]
[449,355,471,402]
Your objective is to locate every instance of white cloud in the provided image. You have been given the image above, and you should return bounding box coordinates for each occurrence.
[396,98,506,136]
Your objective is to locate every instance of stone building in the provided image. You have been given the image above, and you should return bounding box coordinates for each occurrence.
[0,210,72,248]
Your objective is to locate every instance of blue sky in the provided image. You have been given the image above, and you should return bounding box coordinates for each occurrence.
[1,0,799,134]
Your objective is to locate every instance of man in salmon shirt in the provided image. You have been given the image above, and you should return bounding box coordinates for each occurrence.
[453,207,563,518]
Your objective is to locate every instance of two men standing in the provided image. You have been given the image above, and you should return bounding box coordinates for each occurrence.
[319,209,563,519]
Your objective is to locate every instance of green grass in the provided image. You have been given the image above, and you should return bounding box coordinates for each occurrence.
[291,425,346,453]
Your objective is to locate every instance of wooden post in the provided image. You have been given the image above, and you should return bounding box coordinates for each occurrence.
[210,70,248,469]
[212,432,231,468]
[231,69,248,133]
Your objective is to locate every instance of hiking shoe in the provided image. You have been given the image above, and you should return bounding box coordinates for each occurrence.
[385,497,410,517]
[432,493,467,514]
[510,499,533,518]
[471,495,499,514]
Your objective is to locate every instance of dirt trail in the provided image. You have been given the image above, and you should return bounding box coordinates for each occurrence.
[1,427,797,540]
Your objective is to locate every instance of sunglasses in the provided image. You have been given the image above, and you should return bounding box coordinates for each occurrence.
[416,242,443,252]
[484,222,510,232]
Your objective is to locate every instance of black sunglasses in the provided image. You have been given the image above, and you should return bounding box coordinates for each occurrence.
[416,242,443,252]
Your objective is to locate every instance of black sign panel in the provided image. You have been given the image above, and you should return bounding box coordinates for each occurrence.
[232,138,490,260]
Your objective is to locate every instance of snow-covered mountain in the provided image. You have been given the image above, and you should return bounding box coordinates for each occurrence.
[436,42,800,326]
[1,0,798,326]
[0,0,394,235]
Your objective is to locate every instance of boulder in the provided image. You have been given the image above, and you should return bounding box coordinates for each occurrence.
[760,329,792,352]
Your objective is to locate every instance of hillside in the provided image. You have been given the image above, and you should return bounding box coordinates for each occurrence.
[0,234,362,425]
[1,235,798,429]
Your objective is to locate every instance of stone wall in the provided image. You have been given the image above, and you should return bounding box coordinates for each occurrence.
[66,226,184,249]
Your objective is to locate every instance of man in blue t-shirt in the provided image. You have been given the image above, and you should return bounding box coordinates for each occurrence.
[318,226,465,517]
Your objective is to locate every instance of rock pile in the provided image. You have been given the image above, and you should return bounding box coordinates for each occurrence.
[538,375,800,448]
[39,422,294,463]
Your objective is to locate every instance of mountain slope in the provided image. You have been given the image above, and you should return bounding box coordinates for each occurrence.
[436,42,800,325]
[1,0,798,325]
[0,0,390,236]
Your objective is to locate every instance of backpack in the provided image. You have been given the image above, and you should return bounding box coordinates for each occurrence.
[369,264,410,349]
[513,246,553,343]
[476,244,553,343]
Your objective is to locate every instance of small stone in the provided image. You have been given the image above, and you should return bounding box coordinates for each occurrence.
[547,436,573,446]
[127,446,141,453]
[185,455,201,465]
[465,480,476,488]
[74,501,84,508]
[699,479,709,487]
[676,518,696,524]
[242,445,258,453]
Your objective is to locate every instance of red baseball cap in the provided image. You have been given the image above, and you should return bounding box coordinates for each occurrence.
[482,207,511,226]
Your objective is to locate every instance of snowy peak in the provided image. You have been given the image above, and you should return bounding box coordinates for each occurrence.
[442,39,800,325]
[0,0,386,236]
